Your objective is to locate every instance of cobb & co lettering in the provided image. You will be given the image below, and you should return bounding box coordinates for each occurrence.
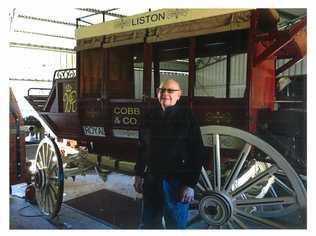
[113,105,141,127]
[83,126,106,137]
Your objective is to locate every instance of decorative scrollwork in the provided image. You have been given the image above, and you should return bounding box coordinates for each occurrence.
[205,111,232,125]
[165,9,189,19]
[63,84,77,112]
[54,68,77,80]
[114,18,132,29]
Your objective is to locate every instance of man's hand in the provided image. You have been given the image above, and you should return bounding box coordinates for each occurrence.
[133,176,144,193]
[180,186,194,203]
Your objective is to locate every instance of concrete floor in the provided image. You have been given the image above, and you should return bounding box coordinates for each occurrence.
[10,196,114,229]
[63,170,141,202]
[10,170,141,229]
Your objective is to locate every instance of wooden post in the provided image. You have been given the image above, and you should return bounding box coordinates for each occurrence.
[143,42,152,99]
[188,37,196,108]
[226,53,231,98]
[247,10,277,133]
[246,10,258,133]
[153,46,160,97]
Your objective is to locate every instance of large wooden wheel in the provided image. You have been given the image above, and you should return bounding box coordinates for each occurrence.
[33,137,64,218]
[189,126,306,229]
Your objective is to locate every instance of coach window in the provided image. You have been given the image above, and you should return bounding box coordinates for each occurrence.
[195,32,248,98]
[107,44,144,99]
[133,45,145,99]
[153,39,189,98]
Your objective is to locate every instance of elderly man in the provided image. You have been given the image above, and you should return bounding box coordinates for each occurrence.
[134,79,205,229]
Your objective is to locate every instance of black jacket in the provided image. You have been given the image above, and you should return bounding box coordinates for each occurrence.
[135,102,205,187]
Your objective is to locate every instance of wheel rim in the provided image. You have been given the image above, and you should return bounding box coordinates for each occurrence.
[34,137,64,218]
[189,125,306,229]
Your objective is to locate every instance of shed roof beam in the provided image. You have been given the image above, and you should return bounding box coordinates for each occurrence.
[18,14,79,27]
[9,42,75,53]
[14,29,75,40]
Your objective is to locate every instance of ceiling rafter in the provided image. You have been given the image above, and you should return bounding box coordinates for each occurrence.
[9,42,75,53]
[18,14,80,27]
[14,29,74,40]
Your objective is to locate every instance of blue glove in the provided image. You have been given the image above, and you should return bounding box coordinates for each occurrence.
[180,186,194,203]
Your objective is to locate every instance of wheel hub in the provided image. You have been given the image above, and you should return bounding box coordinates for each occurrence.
[199,192,232,226]
[34,168,47,189]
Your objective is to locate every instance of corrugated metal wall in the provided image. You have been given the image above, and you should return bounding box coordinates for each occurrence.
[195,54,247,98]
[134,69,188,99]
[195,56,227,97]
[276,56,307,76]
[230,54,248,98]
[9,47,76,80]
[134,54,306,99]
[193,54,306,98]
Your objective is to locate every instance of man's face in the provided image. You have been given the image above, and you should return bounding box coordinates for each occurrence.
[157,80,181,110]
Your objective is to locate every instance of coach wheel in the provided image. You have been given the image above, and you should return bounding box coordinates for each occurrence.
[33,137,64,218]
[189,125,306,229]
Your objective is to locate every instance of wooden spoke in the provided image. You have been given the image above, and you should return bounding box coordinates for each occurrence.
[227,219,237,229]
[224,143,252,191]
[213,134,221,191]
[236,196,296,208]
[231,216,247,229]
[232,165,278,198]
[188,213,203,226]
[275,176,295,195]
[37,150,45,169]
[201,166,213,191]
[235,209,286,228]
[196,182,206,192]
[41,145,46,168]
[47,151,54,170]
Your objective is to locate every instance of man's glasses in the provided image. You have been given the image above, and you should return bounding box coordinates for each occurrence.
[156,88,180,94]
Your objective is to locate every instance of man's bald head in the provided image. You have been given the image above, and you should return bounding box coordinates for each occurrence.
[157,79,182,110]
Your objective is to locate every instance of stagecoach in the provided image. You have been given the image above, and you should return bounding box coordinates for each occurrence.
[25,8,307,229]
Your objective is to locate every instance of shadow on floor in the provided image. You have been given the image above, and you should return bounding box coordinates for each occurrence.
[64,189,142,229]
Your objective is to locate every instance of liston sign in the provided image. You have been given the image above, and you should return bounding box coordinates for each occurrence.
[131,12,166,26]
[75,8,249,40]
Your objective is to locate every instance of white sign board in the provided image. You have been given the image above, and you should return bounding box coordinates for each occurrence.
[83,126,106,137]
[112,129,139,139]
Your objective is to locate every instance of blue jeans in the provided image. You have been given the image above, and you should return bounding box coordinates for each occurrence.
[142,176,189,229]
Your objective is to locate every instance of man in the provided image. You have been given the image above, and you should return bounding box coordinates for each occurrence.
[25,126,37,144]
[134,79,205,229]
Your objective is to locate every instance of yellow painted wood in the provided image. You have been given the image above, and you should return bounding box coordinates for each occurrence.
[75,8,250,40]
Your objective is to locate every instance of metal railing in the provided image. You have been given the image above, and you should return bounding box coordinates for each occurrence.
[27,87,51,96]
[76,8,125,28]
